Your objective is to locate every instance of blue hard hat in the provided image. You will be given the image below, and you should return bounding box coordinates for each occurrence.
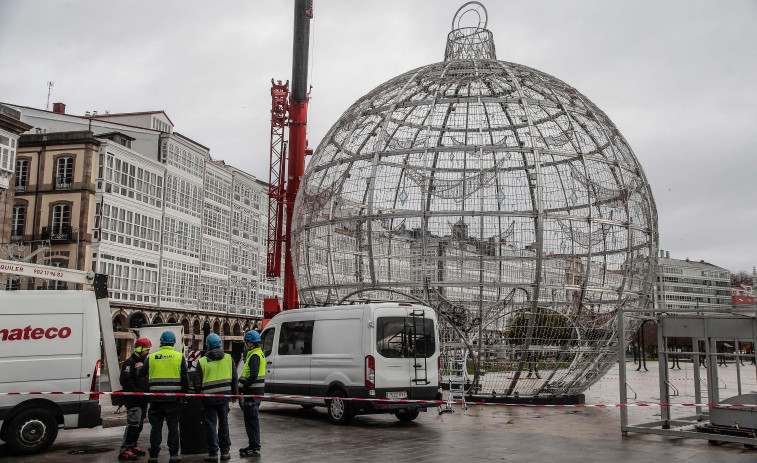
[206,333,222,349]
[244,330,261,343]
[160,330,176,345]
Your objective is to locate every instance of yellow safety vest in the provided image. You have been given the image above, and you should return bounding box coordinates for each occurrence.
[199,353,233,396]
[239,347,266,391]
[147,346,183,392]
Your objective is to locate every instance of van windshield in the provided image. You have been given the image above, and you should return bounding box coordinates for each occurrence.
[261,328,275,357]
[376,317,435,359]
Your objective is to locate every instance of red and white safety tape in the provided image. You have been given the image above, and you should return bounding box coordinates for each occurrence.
[600,377,742,382]
[1,391,756,408]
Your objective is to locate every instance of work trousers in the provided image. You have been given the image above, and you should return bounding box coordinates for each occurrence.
[148,401,181,457]
[202,402,231,456]
[241,398,262,450]
[120,405,146,453]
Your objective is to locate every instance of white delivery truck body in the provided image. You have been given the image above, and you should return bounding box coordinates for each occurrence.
[0,291,102,454]
[260,302,441,424]
[0,259,119,455]
[131,324,184,354]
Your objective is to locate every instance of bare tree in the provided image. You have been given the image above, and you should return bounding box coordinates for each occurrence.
[732,270,753,287]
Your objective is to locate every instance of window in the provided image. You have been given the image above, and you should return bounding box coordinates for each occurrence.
[11,206,25,237]
[56,157,73,189]
[261,329,275,357]
[376,317,436,359]
[278,321,313,355]
[52,204,71,231]
[0,134,14,172]
[50,262,67,290]
[15,159,28,190]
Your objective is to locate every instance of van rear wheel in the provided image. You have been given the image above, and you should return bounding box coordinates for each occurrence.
[5,408,59,455]
[395,410,420,422]
[326,391,354,425]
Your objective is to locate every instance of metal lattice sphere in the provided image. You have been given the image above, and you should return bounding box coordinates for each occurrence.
[292,2,658,397]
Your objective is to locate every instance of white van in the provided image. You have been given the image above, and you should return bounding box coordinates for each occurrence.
[260,302,441,424]
[0,291,102,454]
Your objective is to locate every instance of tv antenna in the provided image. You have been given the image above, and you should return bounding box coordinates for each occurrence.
[46,81,54,110]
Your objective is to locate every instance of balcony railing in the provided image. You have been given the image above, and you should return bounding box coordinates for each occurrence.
[41,225,73,241]
[14,184,26,193]
[10,228,23,242]
[55,176,72,190]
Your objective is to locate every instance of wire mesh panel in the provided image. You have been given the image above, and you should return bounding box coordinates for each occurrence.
[292,2,658,397]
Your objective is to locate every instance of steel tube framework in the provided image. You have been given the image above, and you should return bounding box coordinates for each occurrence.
[292,2,658,397]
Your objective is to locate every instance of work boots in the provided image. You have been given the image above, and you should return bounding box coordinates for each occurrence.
[118,449,138,461]
[239,446,261,457]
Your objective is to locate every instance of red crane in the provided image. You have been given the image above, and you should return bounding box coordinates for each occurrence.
[264,0,313,320]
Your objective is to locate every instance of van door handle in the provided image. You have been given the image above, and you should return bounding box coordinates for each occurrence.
[267,361,273,364]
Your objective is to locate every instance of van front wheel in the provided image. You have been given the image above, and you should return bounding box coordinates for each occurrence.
[6,408,59,455]
[395,410,420,422]
[326,391,354,425]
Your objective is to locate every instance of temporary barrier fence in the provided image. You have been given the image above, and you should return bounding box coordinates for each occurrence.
[2,391,757,409]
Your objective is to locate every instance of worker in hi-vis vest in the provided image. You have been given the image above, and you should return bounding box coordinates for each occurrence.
[192,333,238,462]
[238,330,265,457]
[138,330,188,463]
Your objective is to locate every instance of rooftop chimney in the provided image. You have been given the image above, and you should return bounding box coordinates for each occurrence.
[666,251,670,258]
[52,102,65,114]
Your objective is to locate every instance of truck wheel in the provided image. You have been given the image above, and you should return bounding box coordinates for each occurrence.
[395,410,420,422]
[326,391,354,425]
[5,408,59,455]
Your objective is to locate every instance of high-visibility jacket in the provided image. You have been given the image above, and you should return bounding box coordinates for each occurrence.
[147,346,183,393]
[239,347,266,393]
[199,353,233,396]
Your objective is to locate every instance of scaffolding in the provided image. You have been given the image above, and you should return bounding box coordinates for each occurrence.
[618,307,757,446]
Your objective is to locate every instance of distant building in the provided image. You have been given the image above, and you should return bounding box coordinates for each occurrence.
[656,249,732,311]
[0,102,282,360]
[732,284,755,309]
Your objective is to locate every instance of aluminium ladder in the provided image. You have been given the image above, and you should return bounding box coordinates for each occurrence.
[441,343,468,412]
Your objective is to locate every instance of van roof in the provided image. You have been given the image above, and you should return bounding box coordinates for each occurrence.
[268,302,436,321]
[300,302,429,311]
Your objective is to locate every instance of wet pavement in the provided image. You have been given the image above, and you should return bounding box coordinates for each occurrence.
[2,360,757,462]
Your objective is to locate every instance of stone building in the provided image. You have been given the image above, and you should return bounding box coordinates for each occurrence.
[8,131,100,291]
[0,104,32,245]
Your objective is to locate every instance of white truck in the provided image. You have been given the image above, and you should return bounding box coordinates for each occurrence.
[260,302,441,424]
[0,259,120,455]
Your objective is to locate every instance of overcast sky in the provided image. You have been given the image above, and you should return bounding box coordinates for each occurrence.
[2,0,755,274]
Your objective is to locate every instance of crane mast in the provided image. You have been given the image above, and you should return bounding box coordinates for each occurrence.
[265,0,313,318]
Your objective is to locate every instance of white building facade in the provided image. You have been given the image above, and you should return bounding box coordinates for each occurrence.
[657,250,732,311]
[4,102,280,329]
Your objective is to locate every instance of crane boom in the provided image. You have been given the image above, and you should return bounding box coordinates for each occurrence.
[267,80,289,279]
[265,0,313,318]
